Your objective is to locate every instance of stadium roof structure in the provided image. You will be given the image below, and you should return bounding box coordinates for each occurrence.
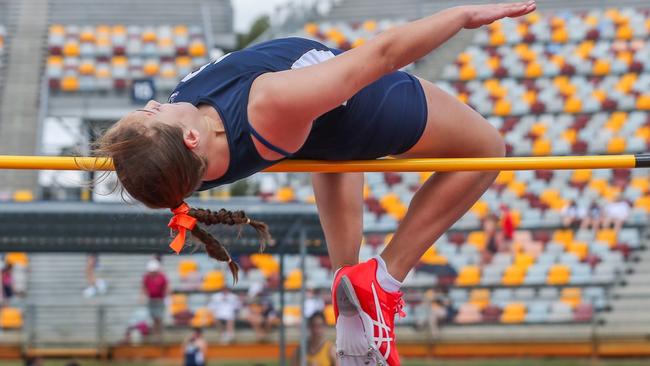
[0,199,327,255]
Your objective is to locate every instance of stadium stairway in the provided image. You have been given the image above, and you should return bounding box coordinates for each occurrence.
[0,0,48,197]
[600,228,650,337]
[26,254,148,347]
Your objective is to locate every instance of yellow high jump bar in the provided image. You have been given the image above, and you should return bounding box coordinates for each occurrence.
[0,154,649,172]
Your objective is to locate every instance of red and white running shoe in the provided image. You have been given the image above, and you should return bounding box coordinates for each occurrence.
[332,258,406,366]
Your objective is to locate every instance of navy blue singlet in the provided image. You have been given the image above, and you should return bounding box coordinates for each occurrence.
[168,37,428,190]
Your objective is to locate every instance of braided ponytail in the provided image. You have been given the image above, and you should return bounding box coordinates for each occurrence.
[176,207,271,283]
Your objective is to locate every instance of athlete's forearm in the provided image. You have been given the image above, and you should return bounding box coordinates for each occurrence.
[372,6,470,73]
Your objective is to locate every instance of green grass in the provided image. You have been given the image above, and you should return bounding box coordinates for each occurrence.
[1,359,650,366]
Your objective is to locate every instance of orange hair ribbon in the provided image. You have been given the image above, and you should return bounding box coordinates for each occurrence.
[168,202,197,254]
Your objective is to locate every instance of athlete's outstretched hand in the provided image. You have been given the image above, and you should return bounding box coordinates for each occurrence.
[462,1,537,29]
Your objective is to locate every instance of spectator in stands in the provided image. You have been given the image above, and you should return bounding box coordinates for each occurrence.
[1,262,13,306]
[499,204,514,252]
[561,200,581,228]
[481,213,500,263]
[183,328,207,366]
[141,259,168,341]
[94,2,536,364]
[259,174,278,202]
[603,195,631,232]
[83,253,107,298]
[23,356,43,366]
[207,285,240,344]
[580,200,603,232]
[291,312,338,366]
[304,288,325,319]
[246,289,278,342]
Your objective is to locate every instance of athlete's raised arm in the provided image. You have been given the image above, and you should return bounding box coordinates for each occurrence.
[249,1,536,152]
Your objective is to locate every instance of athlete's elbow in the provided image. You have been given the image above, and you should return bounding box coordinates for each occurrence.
[374,31,401,74]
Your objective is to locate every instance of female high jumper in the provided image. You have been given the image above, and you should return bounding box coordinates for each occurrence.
[96,2,537,365]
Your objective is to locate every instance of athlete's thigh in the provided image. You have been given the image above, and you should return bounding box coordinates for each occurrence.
[393,77,504,159]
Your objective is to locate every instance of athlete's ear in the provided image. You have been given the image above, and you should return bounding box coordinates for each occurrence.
[182,128,201,150]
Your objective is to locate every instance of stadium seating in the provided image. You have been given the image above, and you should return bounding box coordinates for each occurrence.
[47,24,209,92]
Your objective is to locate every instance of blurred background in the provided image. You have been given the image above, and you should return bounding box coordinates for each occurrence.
[0,0,649,365]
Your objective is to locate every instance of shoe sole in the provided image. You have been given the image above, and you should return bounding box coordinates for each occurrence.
[335,275,388,366]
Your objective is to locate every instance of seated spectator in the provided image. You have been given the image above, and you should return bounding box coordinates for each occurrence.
[2,262,13,306]
[561,200,581,228]
[290,312,338,366]
[603,195,631,232]
[304,289,325,319]
[481,213,500,264]
[208,286,241,344]
[246,289,278,342]
[141,259,168,342]
[499,204,514,252]
[580,200,603,232]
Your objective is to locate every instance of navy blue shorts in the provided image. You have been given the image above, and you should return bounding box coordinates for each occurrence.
[292,71,428,160]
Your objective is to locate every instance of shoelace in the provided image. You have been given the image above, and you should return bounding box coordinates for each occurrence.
[394,293,406,318]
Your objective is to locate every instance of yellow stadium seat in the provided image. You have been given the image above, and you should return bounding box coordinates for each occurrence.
[514,253,534,268]
[47,56,63,67]
[111,25,127,35]
[470,200,489,219]
[631,177,649,193]
[283,305,301,326]
[616,26,633,40]
[173,25,188,36]
[161,67,177,79]
[607,136,626,154]
[0,308,22,329]
[275,186,295,203]
[572,169,592,183]
[143,61,160,76]
[176,56,192,68]
[170,294,188,315]
[61,76,80,92]
[303,23,318,36]
[5,253,28,267]
[637,94,650,111]
[550,54,565,67]
[494,99,512,116]
[560,288,582,309]
[13,190,34,202]
[456,266,481,287]
[502,266,526,286]
[525,63,543,78]
[62,42,80,58]
[562,129,577,144]
[551,28,568,43]
[467,231,487,250]
[459,65,477,81]
[596,229,617,248]
[141,30,157,43]
[200,271,225,292]
[111,56,127,67]
[592,59,611,75]
[469,289,491,310]
[95,25,110,35]
[564,98,582,114]
[635,195,650,212]
[79,29,95,43]
[495,171,515,185]
[78,61,95,75]
[635,126,650,140]
[487,56,500,71]
[178,260,198,279]
[189,41,207,57]
[616,51,633,65]
[568,241,588,260]
[523,90,537,105]
[458,52,472,64]
[547,264,570,285]
[507,180,527,198]
[606,112,627,132]
[540,189,561,206]
[284,269,303,290]
[552,229,574,247]
[501,303,526,324]
[49,24,65,36]
[592,89,607,103]
[420,246,448,265]
[250,254,279,277]
[96,67,111,79]
[324,304,335,326]
[489,32,506,46]
[362,20,377,32]
[190,307,215,328]
[532,139,552,156]
[530,123,547,137]
[575,41,594,59]
[351,38,366,48]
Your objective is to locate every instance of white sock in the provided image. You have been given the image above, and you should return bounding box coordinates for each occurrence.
[374,255,402,293]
